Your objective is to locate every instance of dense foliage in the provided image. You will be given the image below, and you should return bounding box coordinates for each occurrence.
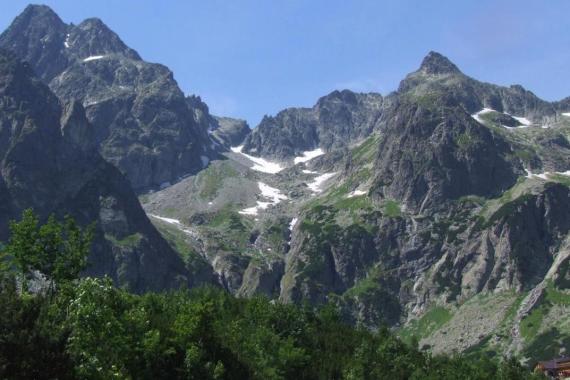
[0,212,544,379]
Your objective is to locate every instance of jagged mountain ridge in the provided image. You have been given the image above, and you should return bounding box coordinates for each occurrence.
[242,90,383,160]
[2,4,570,361]
[0,5,236,191]
[143,50,570,360]
[242,51,563,164]
[0,49,215,292]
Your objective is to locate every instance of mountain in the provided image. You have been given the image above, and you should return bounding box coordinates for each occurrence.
[0,49,215,292]
[242,90,383,160]
[398,51,557,121]
[143,51,570,361]
[0,5,221,191]
[2,4,569,361]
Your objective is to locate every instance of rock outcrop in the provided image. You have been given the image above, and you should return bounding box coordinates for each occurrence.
[242,90,383,159]
[0,49,215,292]
[0,5,219,191]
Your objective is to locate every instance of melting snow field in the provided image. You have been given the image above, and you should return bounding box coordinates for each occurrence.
[289,217,298,231]
[239,182,288,216]
[563,113,570,117]
[83,55,105,62]
[512,116,531,126]
[308,173,337,193]
[293,148,324,164]
[472,108,533,129]
[471,108,494,123]
[231,146,284,174]
[347,189,367,198]
[148,214,193,235]
[525,169,570,180]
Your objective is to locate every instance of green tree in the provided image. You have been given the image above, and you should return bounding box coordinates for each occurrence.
[5,209,94,291]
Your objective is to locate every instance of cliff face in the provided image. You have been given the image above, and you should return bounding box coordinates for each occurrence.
[0,49,215,292]
[241,90,383,160]
[0,5,220,191]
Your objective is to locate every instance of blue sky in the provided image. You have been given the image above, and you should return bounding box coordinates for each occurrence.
[1,1,569,126]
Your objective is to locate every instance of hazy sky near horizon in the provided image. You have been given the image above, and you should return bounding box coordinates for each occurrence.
[1,1,569,126]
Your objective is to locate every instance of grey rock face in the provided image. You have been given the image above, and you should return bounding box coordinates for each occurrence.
[371,99,521,213]
[242,90,383,159]
[212,116,250,147]
[0,5,218,192]
[0,50,214,292]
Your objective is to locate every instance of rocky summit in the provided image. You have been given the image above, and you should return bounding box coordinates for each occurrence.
[143,49,570,361]
[1,4,569,366]
[0,49,214,292]
[0,5,227,192]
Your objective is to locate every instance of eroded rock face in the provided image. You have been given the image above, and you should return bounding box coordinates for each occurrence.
[0,5,218,191]
[0,49,214,292]
[371,100,521,213]
[276,53,570,330]
[242,90,383,159]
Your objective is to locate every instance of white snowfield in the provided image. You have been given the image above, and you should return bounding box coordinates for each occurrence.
[471,108,494,123]
[64,33,70,48]
[293,148,324,164]
[302,169,318,175]
[562,113,570,117]
[230,146,284,174]
[308,172,337,193]
[239,182,288,216]
[472,108,533,129]
[511,116,531,126]
[347,189,367,198]
[148,214,193,235]
[289,217,298,231]
[83,55,105,62]
[525,169,570,180]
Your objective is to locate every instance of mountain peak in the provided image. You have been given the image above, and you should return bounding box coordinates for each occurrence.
[20,4,60,19]
[419,51,461,75]
[4,4,66,32]
[74,17,141,60]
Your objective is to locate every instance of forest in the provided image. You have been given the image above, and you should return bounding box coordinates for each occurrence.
[0,211,545,379]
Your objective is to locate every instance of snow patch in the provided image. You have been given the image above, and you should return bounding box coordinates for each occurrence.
[239,206,261,216]
[259,182,288,203]
[230,145,284,174]
[239,182,288,216]
[289,217,298,231]
[149,215,181,225]
[562,113,570,117]
[302,169,318,175]
[149,214,194,236]
[200,155,209,168]
[308,172,337,193]
[525,169,570,180]
[471,108,495,123]
[347,189,367,198]
[64,33,70,48]
[293,148,324,164]
[512,116,531,126]
[83,55,106,62]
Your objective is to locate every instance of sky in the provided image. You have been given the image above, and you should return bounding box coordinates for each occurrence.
[1,1,569,127]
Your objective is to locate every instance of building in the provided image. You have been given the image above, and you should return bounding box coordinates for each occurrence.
[535,357,570,379]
